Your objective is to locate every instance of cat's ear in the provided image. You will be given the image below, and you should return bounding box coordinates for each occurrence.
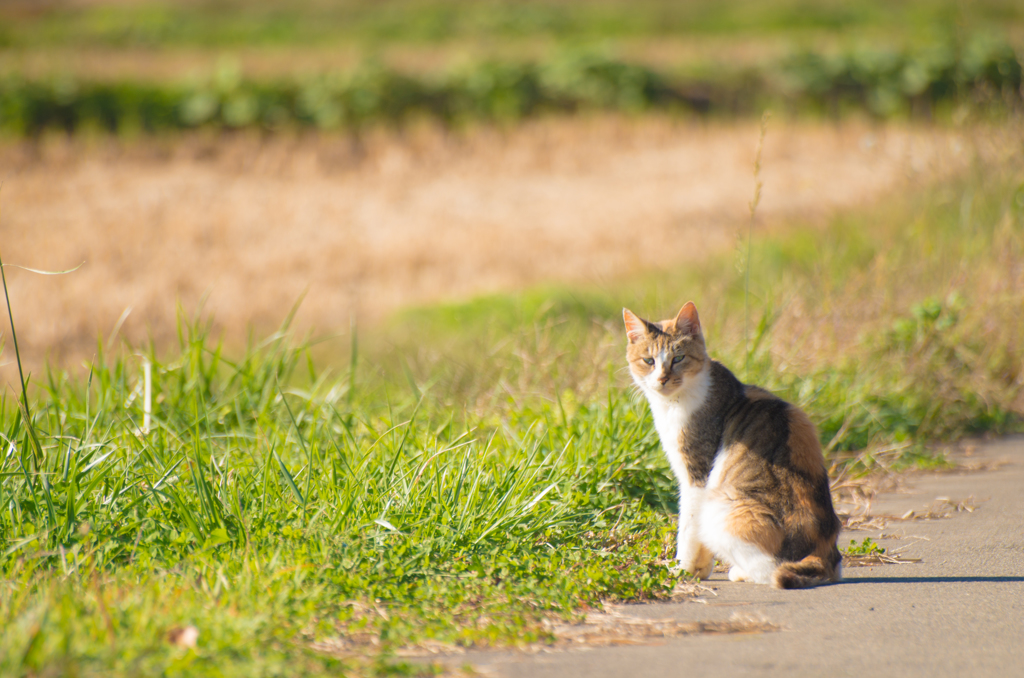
[674,301,701,336]
[623,308,649,344]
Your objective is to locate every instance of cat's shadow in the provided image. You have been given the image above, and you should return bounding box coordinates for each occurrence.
[836,575,1024,584]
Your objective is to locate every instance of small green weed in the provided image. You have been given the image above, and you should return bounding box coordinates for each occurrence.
[844,538,886,557]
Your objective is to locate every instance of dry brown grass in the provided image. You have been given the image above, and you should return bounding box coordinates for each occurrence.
[542,608,777,648]
[310,600,775,659]
[0,116,987,383]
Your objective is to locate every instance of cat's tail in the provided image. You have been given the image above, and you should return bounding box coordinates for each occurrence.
[772,544,842,589]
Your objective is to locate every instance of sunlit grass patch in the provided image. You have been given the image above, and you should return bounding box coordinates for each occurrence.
[1,311,686,675]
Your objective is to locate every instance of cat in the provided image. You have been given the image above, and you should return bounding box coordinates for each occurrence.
[623,301,841,589]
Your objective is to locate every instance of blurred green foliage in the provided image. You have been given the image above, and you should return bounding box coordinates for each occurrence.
[0,37,1021,136]
[0,54,681,135]
[780,35,1024,116]
[1,0,1022,48]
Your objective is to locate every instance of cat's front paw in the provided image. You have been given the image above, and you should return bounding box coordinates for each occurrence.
[678,543,714,580]
[690,561,714,580]
[728,566,747,582]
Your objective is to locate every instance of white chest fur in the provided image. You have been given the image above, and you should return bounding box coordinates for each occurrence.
[640,366,711,486]
[637,366,712,570]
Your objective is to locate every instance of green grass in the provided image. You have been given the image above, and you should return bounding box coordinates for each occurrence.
[1,317,681,676]
[1,130,1023,676]
[2,0,1022,49]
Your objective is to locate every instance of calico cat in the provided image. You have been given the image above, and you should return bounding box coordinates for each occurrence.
[623,302,841,589]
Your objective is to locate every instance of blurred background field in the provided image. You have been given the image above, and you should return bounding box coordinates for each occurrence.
[1,2,1024,676]
[0,118,987,375]
[1,0,1022,383]
[1,0,1023,132]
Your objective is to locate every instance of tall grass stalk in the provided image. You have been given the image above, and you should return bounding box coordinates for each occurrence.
[743,111,769,378]
[0,201,48,481]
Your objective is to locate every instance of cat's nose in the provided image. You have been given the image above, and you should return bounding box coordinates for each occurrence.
[658,373,670,385]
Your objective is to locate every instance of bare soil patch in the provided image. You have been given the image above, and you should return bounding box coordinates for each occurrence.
[0,117,978,379]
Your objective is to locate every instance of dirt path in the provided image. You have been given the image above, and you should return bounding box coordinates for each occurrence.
[447,436,1024,677]
[0,117,976,377]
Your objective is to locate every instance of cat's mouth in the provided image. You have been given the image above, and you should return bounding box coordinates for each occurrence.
[652,379,681,396]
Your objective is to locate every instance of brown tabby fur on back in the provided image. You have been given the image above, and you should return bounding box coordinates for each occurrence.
[624,302,841,589]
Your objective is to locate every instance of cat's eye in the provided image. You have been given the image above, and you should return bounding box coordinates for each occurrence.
[642,358,655,366]
[671,355,685,365]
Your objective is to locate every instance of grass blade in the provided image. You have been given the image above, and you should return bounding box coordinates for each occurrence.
[272,447,305,507]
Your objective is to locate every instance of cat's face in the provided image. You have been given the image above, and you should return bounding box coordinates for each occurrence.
[623,302,708,398]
